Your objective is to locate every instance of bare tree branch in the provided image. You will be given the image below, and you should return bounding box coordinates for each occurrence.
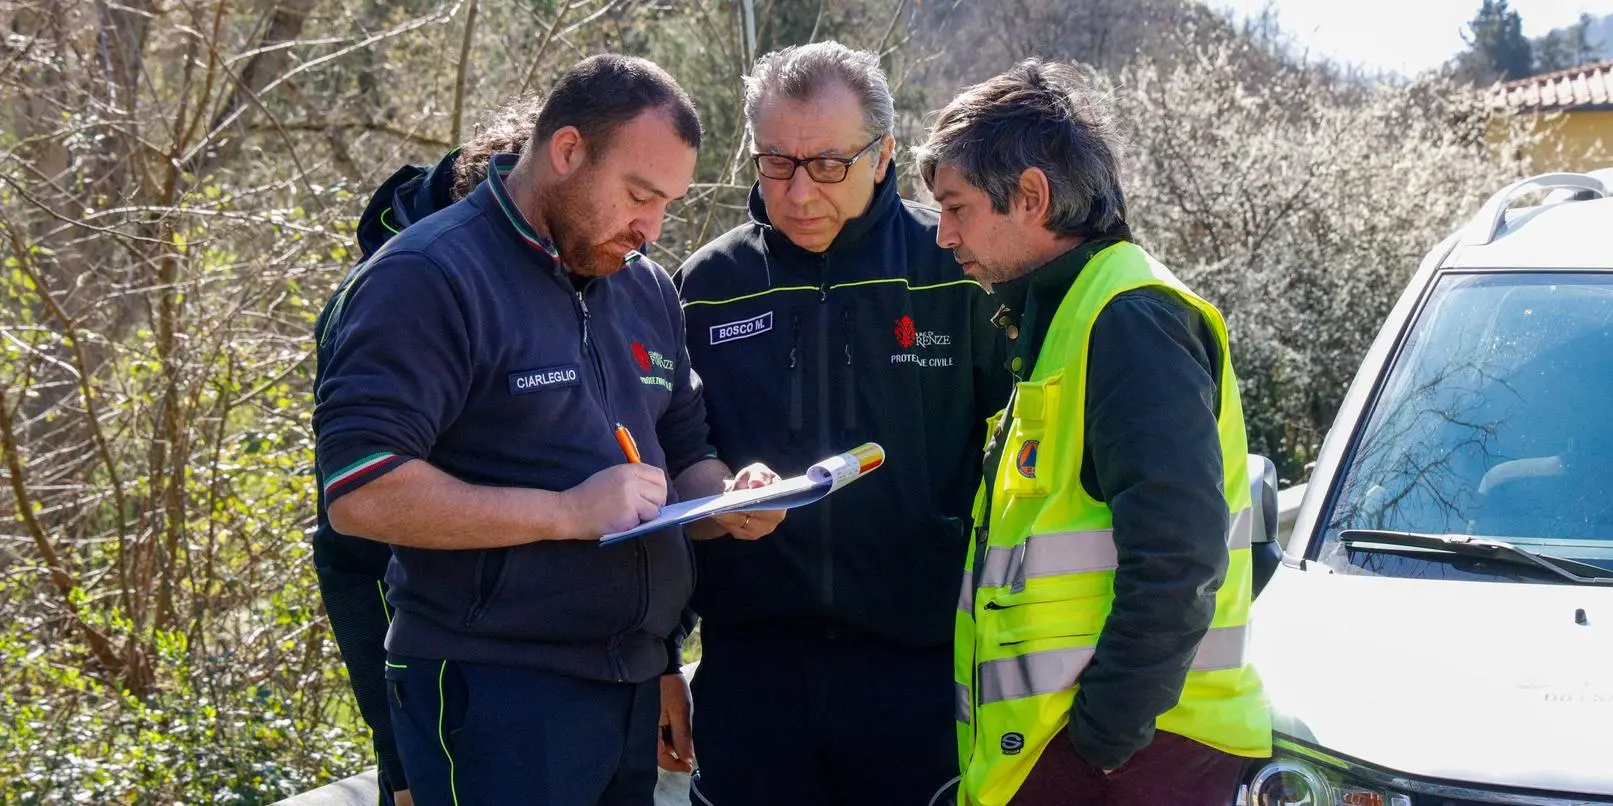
[517,0,578,95]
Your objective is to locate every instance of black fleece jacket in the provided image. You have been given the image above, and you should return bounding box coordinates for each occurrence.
[677,175,1011,647]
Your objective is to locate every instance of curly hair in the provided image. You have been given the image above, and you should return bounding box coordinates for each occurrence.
[451,94,543,200]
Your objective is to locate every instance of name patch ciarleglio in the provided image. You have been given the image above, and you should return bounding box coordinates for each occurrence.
[508,364,581,394]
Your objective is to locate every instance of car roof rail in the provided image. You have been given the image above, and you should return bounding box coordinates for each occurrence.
[1544,167,1613,204]
[1461,171,1608,247]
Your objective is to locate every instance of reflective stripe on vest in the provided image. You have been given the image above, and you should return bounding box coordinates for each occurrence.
[956,681,973,724]
[976,623,1250,706]
[977,529,1116,591]
[965,511,1253,596]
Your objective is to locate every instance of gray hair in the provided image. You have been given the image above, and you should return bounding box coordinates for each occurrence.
[916,60,1128,239]
[743,41,895,143]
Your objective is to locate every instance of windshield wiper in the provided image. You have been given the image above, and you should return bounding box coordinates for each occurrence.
[1340,529,1613,585]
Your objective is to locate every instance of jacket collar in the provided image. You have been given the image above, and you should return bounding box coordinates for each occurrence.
[484,152,562,261]
[993,237,1128,379]
[746,172,901,261]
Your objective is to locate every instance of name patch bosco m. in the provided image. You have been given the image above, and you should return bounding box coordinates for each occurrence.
[709,311,773,345]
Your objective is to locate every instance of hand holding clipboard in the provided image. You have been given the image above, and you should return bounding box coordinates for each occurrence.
[599,443,886,546]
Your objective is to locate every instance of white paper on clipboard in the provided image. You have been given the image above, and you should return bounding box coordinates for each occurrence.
[598,442,885,546]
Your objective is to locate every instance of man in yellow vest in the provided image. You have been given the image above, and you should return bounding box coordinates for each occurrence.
[916,61,1271,805]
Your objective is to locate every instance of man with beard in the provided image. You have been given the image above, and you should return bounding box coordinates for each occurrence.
[313,55,784,805]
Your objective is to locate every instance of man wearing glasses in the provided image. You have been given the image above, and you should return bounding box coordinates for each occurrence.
[676,41,1009,805]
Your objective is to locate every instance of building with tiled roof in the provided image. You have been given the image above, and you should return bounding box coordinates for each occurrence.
[1486,61,1612,172]
[1488,60,1613,112]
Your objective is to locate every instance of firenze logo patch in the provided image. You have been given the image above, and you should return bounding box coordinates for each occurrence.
[709,311,773,345]
[508,364,580,394]
[890,314,956,368]
[632,342,676,391]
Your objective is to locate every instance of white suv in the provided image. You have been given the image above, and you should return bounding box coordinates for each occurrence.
[1240,170,1613,805]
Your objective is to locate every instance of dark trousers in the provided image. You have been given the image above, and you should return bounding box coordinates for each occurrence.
[386,655,659,806]
[317,566,406,803]
[1009,729,1245,806]
[691,627,958,806]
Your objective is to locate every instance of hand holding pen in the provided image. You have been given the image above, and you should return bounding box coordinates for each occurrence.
[562,423,664,538]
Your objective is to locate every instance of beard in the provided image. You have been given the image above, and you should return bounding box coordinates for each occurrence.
[547,170,642,278]
[957,243,1037,290]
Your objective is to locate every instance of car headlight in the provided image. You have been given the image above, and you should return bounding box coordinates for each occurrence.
[1241,756,1411,806]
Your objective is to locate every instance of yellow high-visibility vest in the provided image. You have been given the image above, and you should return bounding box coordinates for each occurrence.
[955,241,1270,806]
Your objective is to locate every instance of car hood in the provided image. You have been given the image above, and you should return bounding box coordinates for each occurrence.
[1251,567,1613,796]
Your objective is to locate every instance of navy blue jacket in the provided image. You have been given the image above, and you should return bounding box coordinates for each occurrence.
[677,176,1011,647]
[313,154,713,682]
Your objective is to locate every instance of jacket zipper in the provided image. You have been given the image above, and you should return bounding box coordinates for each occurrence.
[574,282,648,680]
[788,313,804,438]
[817,257,834,623]
[575,287,611,413]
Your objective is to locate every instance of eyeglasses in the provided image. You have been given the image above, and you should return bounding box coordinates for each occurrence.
[752,135,884,184]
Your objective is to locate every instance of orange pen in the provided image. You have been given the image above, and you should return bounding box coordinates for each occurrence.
[613,423,642,464]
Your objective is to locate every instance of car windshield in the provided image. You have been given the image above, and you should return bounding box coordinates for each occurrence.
[1317,272,1613,581]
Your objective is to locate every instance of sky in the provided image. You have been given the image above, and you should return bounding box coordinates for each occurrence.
[1210,0,1613,76]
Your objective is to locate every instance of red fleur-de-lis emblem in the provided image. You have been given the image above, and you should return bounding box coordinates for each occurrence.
[894,316,916,349]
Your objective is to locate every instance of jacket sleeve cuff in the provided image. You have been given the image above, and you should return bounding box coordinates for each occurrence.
[662,632,686,676]
[661,606,697,675]
[319,445,412,505]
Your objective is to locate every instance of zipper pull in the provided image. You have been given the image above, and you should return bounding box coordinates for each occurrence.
[842,310,853,366]
[789,314,800,369]
[788,312,805,436]
[577,290,591,347]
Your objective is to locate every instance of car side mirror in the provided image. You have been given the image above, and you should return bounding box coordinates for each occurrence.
[1247,455,1280,544]
[1247,455,1281,597]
